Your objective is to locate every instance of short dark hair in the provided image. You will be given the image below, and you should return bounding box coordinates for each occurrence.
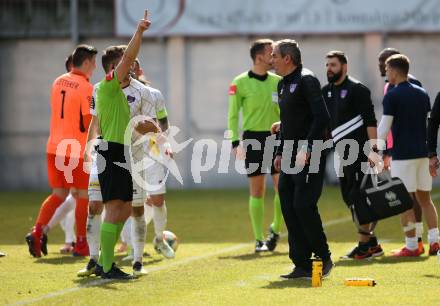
[72,44,98,67]
[326,50,347,64]
[250,39,273,62]
[101,45,127,73]
[378,47,400,59]
[65,54,73,72]
[275,39,302,66]
[386,54,410,75]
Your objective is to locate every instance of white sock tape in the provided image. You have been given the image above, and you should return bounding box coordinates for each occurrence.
[403,222,416,233]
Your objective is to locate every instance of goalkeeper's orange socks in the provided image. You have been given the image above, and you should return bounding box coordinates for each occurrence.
[35,194,64,227]
[75,198,88,237]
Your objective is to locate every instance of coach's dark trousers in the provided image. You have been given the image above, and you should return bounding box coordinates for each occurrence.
[278,158,331,271]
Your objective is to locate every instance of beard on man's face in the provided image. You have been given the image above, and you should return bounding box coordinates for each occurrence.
[327,69,343,83]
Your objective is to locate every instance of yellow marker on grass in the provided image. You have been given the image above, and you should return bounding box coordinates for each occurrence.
[344,278,376,287]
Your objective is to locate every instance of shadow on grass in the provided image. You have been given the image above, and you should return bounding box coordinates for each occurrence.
[424,274,440,279]
[262,279,312,289]
[144,258,164,265]
[73,276,139,289]
[117,258,163,268]
[114,251,152,258]
[218,251,288,261]
[34,254,86,265]
[335,255,429,267]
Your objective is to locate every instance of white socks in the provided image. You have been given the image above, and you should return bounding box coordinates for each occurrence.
[153,203,167,239]
[86,214,102,260]
[120,218,132,245]
[414,222,439,245]
[131,216,147,263]
[47,194,76,233]
[61,209,76,244]
[415,222,424,240]
[428,228,439,245]
[144,204,153,225]
[405,236,418,251]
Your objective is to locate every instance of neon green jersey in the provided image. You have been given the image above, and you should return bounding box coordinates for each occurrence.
[96,71,130,144]
[228,71,281,143]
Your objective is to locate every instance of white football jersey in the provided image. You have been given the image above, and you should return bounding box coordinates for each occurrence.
[90,78,168,161]
[90,78,167,121]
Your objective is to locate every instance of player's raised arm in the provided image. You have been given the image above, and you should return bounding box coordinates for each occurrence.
[115,10,151,83]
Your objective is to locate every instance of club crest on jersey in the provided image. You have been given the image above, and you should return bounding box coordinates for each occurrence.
[340,89,348,99]
[127,95,136,103]
[290,83,297,93]
[327,91,332,98]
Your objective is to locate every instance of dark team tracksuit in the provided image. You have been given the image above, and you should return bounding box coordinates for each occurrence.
[277,65,331,271]
[322,76,377,214]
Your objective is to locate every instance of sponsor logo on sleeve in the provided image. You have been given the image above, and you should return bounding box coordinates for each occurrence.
[272,92,279,104]
[127,95,136,103]
[228,84,237,96]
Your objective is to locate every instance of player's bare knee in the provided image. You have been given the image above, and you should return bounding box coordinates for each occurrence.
[250,188,265,198]
[122,202,132,220]
[53,188,69,199]
[250,176,265,197]
[76,189,88,199]
[272,174,279,193]
[149,194,165,206]
[70,188,79,199]
[415,190,432,208]
[89,201,103,215]
[131,205,144,217]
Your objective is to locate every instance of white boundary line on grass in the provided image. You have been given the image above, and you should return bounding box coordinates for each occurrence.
[10,216,352,306]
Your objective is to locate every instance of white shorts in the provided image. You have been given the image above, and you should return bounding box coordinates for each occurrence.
[87,152,147,206]
[88,153,102,202]
[390,158,432,193]
[131,144,148,207]
[145,160,167,196]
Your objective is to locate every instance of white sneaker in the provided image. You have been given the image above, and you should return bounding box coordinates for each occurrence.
[132,261,148,277]
[154,237,175,259]
[255,240,269,252]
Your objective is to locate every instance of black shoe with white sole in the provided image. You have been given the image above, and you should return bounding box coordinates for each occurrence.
[280,267,312,280]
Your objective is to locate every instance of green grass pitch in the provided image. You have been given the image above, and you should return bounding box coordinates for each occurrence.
[1,187,440,305]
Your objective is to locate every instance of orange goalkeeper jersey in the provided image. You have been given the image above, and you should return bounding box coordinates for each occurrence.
[46,70,92,157]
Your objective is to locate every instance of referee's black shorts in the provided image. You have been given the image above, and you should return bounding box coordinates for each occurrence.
[97,141,133,203]
[242,130,279,178]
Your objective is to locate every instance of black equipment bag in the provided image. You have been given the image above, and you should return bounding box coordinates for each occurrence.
[351,171,413,225]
